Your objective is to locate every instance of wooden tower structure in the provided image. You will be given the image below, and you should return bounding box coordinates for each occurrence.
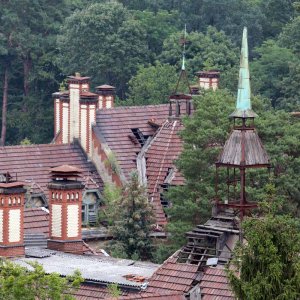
[215,28,270,220]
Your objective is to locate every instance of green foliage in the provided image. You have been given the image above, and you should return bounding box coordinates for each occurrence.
[57,2,150,98]
[168,89,300,249]
[108,172,154,260]
[99,182,122,226]
[132,10,180,59]
[0,259,83,300]
[20,138,32,145]
[107,283,121,298]
[126,63,178,105]
[166,89,234,248]
[227,214,300,300]
[159,27,239,92]
[251,40,298,109]
[104,152,121,175]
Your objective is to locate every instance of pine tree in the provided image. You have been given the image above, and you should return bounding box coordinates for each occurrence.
[227,213,300,300]
[109,172,153,261]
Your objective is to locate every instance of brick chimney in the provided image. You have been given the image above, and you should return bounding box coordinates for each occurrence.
[47,165,85,254]
[95,85,116,109]
[196,70,220,91]
[0,174,26,257]
[53,73,98,156]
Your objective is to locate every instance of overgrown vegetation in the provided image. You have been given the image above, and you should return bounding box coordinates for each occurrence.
[0,259,83,300]
[107,172,154,261]
[0,0,299,144]
[227,190,300,300]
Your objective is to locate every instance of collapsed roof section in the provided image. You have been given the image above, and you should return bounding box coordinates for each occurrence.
[137,119,185,226]
[93,104,170,181]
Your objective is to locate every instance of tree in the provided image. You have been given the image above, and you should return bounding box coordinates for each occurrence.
[126,63,178,105]
[166,89,300,253]
[0,0,74,145]
[251,40,297,109]
[0,259,82,300]
[57,2,150,98]
[109,172,153,260]
[132,10,180,60]
[227,214,300,300]
[159,27,239,91]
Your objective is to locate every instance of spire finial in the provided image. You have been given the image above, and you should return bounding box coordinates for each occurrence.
[230,27,257,118]
[181,24,187,71]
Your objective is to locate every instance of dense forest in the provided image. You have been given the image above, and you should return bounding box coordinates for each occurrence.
[0,0,299,145]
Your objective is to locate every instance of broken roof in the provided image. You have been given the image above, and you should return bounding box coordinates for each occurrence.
[140,119,185,225]
[94,104,169,180]
[0,143,103,198]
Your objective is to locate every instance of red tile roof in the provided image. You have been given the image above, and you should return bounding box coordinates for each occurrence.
[144,119,185,225]
[0,143,103,199]
[94,105,169,179]
[199,266,235,300]
[74,284,185,300]
[24,207,49,236]
[146,255,199,294]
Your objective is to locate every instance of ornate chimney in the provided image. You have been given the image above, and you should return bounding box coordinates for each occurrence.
[0,174,26,257]
[53,73,98,156]
[95,84,116,109]
[215,28,270,222]
[47,165,85,254]
[196,70,220,91]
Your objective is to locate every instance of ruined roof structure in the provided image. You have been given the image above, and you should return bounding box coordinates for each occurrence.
[93,104,170,180]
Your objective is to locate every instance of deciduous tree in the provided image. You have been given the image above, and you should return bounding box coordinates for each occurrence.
[0,259,82,300]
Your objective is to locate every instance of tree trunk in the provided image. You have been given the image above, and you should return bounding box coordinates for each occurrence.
[1,67,8,146]
[23,55,31,97]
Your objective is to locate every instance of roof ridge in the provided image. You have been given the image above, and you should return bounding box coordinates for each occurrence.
[0,143,75,150]
[97,103,169,112]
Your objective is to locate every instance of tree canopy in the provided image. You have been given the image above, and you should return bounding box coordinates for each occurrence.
[164,89,300,254]
[227,213,300,300]
[108,172,154,260]
[0,0,299,144]
[0,259,82,300]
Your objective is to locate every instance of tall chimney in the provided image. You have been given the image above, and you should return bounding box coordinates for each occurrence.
[53,73,98,156]
[0,174,26,257]
[47,165,85,254]
[196,70,220,91]
[95,85,116,109]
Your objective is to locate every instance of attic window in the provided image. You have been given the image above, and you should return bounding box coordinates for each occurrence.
[131,128,146,146]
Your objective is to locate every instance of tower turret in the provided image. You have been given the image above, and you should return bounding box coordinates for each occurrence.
[215,28,270,222]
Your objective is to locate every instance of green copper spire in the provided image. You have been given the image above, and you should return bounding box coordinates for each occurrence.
[230,27,257,118]
[181,24,187,71]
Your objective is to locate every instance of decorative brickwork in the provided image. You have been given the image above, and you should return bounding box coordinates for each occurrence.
[47,165,85,254]
[196,70,220,91]
[95,84,115,109]
[0,181,26,257]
